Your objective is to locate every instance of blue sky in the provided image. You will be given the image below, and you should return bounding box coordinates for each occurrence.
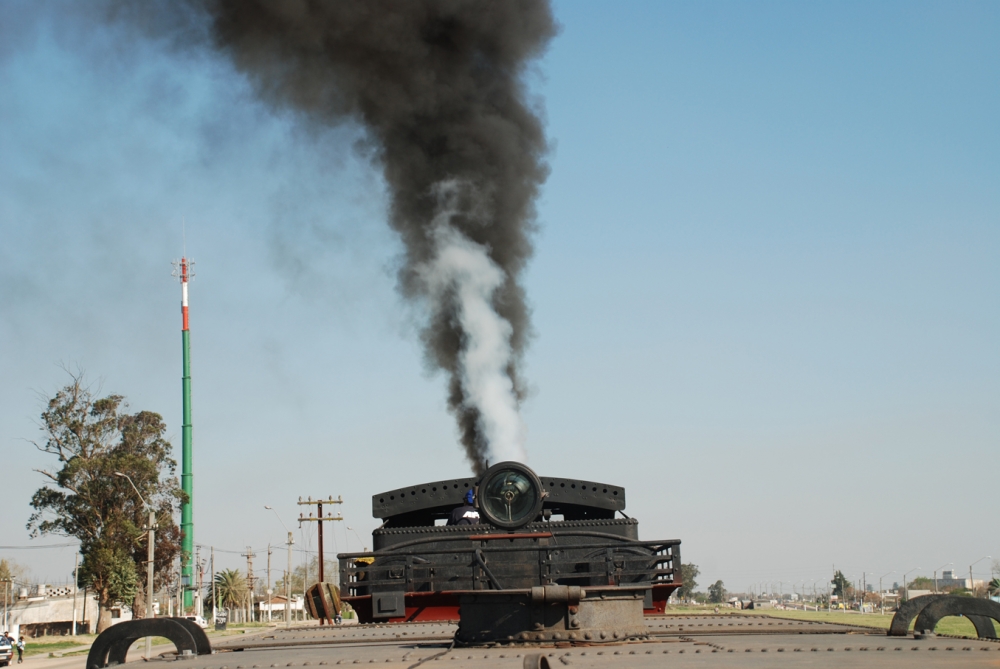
[1,1,997,594]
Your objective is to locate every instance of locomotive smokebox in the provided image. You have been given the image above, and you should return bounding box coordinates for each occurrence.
[338,461,681,645]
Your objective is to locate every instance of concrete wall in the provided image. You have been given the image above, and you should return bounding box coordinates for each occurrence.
[6,593,133,637]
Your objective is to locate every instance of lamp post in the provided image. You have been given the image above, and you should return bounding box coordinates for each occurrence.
[902,568,921,603]
[970,556,992,596]
[265,506,294,628]
[933,562,953,594]
[114,472,155,659]
[879,571,895,615]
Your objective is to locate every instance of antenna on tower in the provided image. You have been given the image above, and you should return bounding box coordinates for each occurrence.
[171,258,196,282]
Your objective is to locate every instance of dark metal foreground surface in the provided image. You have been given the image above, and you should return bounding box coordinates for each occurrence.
[161,616,1000,668]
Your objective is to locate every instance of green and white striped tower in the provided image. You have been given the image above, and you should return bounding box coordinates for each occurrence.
[178,257,194,609]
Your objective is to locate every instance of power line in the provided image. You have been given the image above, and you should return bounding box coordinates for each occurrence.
[195,543,346,557]
[0,543,78,550]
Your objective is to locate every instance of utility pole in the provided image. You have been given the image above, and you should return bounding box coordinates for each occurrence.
[72,554,79,636]
[828,566,833,613]
[175,562,183,618]
[211,547,216,625]
[971,556,992,596]
[195,546,202,618]
[243,548,256,623]
[82,587,88,633]
[115,471,156,658]
[303,541,308,623]
[264,506,295,627]
[285,534,293,626]
[266,544,272,622]
[297,496,343,584]
[298,496,343,625]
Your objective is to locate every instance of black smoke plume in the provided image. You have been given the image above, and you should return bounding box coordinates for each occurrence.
[184,1,556,474]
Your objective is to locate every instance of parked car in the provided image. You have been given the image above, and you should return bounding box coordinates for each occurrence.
[0,637,12,667]
[183,615,209,629]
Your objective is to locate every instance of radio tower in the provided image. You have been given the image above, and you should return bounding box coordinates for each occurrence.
[173,255,195,610]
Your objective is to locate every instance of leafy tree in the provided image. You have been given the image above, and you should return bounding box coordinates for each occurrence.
[831,571,850,598]
[909,576,934,590]
[676,563,700,600]
[708,580,727,604]
[988,578,1000,597]
[27,373,184,632]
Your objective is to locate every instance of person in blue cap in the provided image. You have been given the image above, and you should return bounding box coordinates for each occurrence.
[446,489,480,525]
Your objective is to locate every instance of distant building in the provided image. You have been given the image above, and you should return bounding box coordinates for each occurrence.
[938,570,985,591]
[747,600,774,610]
[6,584,133,637]
[256,594,305,619]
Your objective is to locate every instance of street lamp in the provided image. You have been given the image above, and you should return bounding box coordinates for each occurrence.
[933,562,953,594]
[879,571,895,615]
[265,506,295,628]
[902,568,921,602]
[970,556,992,596]
[114,472,155,659]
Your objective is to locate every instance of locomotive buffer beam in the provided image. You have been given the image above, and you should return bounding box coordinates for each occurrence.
[456,584,650,646]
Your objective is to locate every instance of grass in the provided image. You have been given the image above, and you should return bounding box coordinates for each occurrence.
[662,604,1000,638]
[220,622,273,628]
[15,621,284,659]
[22,640,95,657]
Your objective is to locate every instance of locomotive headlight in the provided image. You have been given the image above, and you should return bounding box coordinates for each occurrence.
[478,462,545,529]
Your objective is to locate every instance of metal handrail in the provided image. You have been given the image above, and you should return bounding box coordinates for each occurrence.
[342,569,677,591]
[337,537,680,560]
[339,538,678,594]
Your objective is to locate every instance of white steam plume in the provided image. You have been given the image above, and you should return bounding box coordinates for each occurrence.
[419,182,527,465]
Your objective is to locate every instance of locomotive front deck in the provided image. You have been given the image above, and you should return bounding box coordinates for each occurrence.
[337,462,681,625]
[90,464,1000,668]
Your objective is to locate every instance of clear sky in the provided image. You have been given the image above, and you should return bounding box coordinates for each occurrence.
[1,1,997,595]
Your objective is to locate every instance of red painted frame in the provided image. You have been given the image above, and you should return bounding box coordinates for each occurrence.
[344,582,681,624]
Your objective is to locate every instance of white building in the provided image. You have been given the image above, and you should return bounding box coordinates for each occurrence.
[4,585,133,638]
[256,594,306,620]
[938,570,985,591]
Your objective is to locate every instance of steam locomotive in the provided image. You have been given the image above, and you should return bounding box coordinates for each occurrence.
[337,461,680,625]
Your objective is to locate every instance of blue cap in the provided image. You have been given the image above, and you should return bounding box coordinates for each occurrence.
[465,489,475,504]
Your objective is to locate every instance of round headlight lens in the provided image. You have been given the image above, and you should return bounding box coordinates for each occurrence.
[478,462,543,529]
